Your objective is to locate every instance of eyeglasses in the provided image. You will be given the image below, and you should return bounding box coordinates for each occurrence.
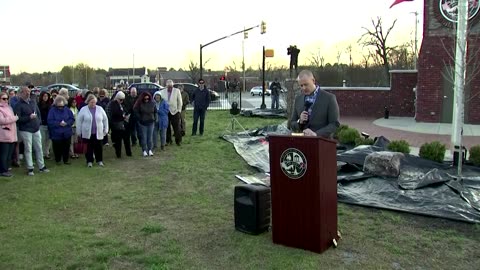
[99,96,105,98]
[144,98,150,101]
[1,97,8,100]
[199,82,205,85]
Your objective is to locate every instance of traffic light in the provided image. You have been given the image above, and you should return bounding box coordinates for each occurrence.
[244,30,248,39]
[260,21,266,34]
[220,75,226,81]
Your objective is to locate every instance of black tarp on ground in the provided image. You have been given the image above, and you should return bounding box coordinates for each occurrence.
[240,108,287,118]
[222,124,480,223]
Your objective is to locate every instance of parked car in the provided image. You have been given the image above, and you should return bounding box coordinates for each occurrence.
[40,84,83,95]
[173,83,219,102]
[250,86,271,96]
[128,82,164,96]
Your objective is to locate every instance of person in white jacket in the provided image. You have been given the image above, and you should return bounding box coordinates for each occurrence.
[76,94,109,167]
[160,80,183,146]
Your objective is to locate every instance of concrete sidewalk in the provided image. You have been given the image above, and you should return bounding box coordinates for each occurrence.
[339,116,480,149]
[374,117,480,136]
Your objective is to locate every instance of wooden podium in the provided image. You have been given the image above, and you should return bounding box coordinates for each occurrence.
[269,135,338,253]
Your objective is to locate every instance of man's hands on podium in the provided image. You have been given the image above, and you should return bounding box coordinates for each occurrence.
[303,128,316,136]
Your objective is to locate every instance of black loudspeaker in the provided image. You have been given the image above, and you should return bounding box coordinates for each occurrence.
[234,184,271,235]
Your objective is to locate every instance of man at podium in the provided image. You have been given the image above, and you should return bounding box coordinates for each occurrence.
[290,70,340,138]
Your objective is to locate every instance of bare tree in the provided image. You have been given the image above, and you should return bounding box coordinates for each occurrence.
[359,17,397,83]
[309,49,325,68]
[187,60,200,82]
[361,53,371,69]
[438,39,480,109]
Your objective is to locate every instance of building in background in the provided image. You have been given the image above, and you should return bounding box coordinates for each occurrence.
[0,65,11,85]
[106,67,149,89]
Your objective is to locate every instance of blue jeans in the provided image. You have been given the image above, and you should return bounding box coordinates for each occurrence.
[153,123,167,148]
[271,94,280,109]
[138,122,154,152]
[192,108,207,135]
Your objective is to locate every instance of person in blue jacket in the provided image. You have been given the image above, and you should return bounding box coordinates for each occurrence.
[154,91,169,151]
[47,96,75,165]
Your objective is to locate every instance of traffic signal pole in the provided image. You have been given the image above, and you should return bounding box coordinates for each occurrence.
[199,24,260,79]
[261,46,266,109]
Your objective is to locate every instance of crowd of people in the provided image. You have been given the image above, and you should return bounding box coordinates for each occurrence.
[1,70,340,178]
[0,78,212,177]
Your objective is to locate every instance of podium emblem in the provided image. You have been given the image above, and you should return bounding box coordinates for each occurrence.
[280,148,307,179]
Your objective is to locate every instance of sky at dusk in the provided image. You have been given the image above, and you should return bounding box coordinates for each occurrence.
[1,0,423,74]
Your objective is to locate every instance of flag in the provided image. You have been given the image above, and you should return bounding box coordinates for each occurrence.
[390,0,414,8]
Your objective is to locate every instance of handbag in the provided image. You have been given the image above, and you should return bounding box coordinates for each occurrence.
[74,138,87,154]
[111,121,125,131]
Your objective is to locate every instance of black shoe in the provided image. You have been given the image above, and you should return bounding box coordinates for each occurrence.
[1,172,13,177]
[11,162,20,168]
[64,162,71,165]
[176,142,181,146]
[191,133,196,136]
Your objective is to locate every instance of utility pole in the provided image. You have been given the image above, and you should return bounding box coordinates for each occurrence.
[261,46,266,109]
[411,11,419,68]
[452,0,468,178]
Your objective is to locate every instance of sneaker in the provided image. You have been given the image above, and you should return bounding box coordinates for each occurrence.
[1,172,13,177]
[143,151,148,157]
[104,143,110,146]
[87,162,93,168]
[39,167,50,173]
[98,161,104,167]
[19,154,24,160]
[28,169,34,176]
[148,150,154,156]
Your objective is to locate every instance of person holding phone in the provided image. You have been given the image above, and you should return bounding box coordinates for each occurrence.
[47,96,75,165]
[14,86,50,176]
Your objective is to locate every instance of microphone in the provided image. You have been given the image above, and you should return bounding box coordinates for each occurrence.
[304,100,313,112]
[299,100,313,130]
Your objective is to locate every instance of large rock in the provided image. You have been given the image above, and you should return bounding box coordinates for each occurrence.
[363,151,404,177]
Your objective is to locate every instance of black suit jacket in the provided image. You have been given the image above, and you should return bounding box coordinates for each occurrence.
[290,89,340,138]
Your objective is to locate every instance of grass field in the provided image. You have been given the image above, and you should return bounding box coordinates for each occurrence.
[0,111,479,269]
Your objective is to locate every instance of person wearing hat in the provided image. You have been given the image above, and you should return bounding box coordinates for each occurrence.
[191,78,210,136]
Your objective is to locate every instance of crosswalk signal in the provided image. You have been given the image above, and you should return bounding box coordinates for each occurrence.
[244,31,248,39]
[260,21,266,34]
